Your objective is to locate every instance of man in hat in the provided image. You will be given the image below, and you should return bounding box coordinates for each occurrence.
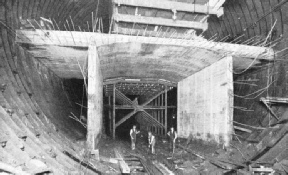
[167,127,177,152]
[148,131,156,154]
[130,125,140,150]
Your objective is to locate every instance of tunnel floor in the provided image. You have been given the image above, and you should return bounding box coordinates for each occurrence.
[93,133,249,175]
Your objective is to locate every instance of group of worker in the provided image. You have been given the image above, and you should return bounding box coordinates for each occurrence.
[130,125,177,154]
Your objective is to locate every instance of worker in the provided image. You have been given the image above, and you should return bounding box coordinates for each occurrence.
[167,127,177,152]
[130,125,140,150]
[148,131,156,154]
[133,97,138,105]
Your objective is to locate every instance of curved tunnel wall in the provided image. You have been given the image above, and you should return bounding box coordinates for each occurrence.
[206,0,287,48]
[0,0,107,174]
[204,0,288,126]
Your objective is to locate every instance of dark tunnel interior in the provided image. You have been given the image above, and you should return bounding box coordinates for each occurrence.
[63,78,178,142]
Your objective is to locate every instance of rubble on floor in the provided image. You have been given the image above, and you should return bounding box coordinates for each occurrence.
[95,121,288,175]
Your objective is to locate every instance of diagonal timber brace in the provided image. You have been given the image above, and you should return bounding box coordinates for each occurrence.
[115,109,138,128]
[141,90,166,106]
[115,89,134,105]
[115,88,167,128]
[137,112,164,128]
[260,97,280,121]
[141,111,165,128]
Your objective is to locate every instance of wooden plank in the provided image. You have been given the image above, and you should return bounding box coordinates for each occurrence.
[234,125,252,133]
[142,90,166,106]
[209,0,226,10]
[115,89,134,105]
[115,109,137,128]
[260,98,280,121]
[257,134,288,162]
[113,84,116,139]
[262,97,288,104]
[114,13,208,30]
[152,161,175,175]
[161,93,164,135]
[112,105,176,109]
[113,0,224,16]
[87,45,103,150]
[114,149,130,174]
[114,27,196,38]
[108,96,113,136]
[142,111,165,128]
[104,78,177,86]
[165,86,168,134]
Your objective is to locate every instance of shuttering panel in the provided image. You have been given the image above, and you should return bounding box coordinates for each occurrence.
[177,56,233,146]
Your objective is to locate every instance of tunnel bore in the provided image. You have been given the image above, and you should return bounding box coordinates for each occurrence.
[1,0,288,174]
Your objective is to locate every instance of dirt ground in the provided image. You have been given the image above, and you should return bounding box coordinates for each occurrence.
[92,134,236,175]
[82,133,280,175]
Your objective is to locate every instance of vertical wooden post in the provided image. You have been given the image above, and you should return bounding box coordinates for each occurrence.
[165,86,168,134]
[87,45,103,150]
[160,94,165,135]
[157,96,160,135]
[113,84,116,139]
[108,96,112,136]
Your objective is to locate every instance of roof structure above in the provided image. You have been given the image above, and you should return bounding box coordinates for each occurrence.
[16,29,274,82]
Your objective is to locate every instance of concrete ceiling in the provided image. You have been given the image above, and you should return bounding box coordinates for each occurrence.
[16,30,274,83]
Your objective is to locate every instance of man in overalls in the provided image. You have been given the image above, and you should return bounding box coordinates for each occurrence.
[167,127,177,153]
[130,125,140,150]
[148,131,156,154]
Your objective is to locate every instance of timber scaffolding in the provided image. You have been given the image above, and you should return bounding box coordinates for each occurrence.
[104,78,176,138]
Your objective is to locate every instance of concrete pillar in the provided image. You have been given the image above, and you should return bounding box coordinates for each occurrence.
[177,56,233,147]
[87,45,103,150]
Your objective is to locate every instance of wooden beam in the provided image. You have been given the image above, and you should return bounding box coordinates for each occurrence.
[260,98,280,121]
[161,93,164,135]
[104,78,177,86]
[113,0,224,16]
[142,111,165,128]
[234,126,252,133]
[115,89,134,105]
[165,86,168,134]
[114,149,130,173]
[261,97,288,104]
[108,105,176,110]
[208,0,226,10]
[152,161,175,175]
[114,27,196,38]
[113,84,116,139]
[115,110,138,128]
[87,46,103,150]
[142,90,166,106]
[108,96,112,136]
[114,13,208,31]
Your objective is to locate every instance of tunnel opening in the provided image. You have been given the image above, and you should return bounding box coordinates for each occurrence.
[115,94,139,141]
[115,109,138,141]
[63,78,88,138]
[111,89,178,141]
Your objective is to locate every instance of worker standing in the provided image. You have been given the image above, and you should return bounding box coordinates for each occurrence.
[167,127,177,152]
[148,131,156,154]
[130,125,140,150]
